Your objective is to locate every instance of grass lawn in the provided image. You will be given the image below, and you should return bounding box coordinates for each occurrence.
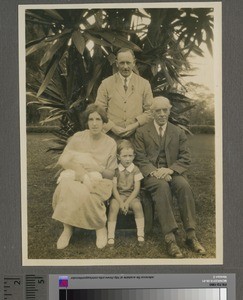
[26,133,216,261]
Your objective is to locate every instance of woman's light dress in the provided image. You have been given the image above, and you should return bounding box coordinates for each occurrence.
[52,130,117,229]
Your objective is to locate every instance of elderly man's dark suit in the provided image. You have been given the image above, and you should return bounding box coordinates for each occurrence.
[134,121,196,235]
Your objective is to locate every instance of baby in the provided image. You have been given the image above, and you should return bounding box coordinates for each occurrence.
[57,151,102,190]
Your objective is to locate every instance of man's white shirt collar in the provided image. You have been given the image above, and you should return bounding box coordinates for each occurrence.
[154,120,167,136]
[118,163,135,173]
[118,72,133,85]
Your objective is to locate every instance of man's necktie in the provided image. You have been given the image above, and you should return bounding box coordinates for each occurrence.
[159,126,163,138]
[124,78,128,92]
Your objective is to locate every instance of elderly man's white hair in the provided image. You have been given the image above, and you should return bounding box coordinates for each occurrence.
[150,96,172,110]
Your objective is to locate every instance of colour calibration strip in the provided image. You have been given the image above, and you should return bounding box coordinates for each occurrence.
[59,288,227,300]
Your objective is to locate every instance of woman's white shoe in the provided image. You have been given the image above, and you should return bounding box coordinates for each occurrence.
[57,226,73,249]
[96,227,107,249]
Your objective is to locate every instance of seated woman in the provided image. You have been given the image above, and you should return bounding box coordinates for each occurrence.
[52,104,117,250]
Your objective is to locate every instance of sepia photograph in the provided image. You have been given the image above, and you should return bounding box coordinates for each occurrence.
[19,2,222,266]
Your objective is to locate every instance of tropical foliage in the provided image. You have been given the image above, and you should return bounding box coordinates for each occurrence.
[185,82,214,125]
[26,7,214,151]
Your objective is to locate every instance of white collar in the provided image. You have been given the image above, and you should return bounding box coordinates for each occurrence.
[118,72,133,84]
[153,121,167,135]
[118,163,135,173]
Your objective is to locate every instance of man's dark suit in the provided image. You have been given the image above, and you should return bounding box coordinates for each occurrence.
[134,121,196,235]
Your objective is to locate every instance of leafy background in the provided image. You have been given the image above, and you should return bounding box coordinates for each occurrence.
[26,7,214,150]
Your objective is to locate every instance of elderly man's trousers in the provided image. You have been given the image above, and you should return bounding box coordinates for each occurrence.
[143,175,196,235]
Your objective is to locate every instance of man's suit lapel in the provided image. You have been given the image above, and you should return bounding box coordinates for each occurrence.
[147,121,174,147]
[147,121,160,146]
[164,122,174,167]
[126,73,135,97]
[114,73,126,97]
[165,122,173,149]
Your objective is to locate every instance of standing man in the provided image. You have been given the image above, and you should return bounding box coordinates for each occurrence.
[133,96,206,258]
[95,48,153,139]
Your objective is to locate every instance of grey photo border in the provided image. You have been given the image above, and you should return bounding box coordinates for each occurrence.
[1,0,242,296]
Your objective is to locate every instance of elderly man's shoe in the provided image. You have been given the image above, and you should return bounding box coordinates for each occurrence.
[186,237,206,255]
[167,241,184,258]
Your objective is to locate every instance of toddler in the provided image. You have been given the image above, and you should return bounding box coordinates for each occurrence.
[107,140,145,246]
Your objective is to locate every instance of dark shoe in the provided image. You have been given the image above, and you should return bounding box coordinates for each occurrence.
[186,238,206,255]
[167,241,184,258]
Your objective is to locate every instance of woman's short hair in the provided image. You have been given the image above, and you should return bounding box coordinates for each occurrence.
[83,104,108,124]
[117,139,135,155]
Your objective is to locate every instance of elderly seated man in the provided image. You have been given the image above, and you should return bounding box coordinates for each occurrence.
[133,96,206,258]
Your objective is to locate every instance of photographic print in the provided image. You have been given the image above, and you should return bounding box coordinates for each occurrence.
[19,2,222,266]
